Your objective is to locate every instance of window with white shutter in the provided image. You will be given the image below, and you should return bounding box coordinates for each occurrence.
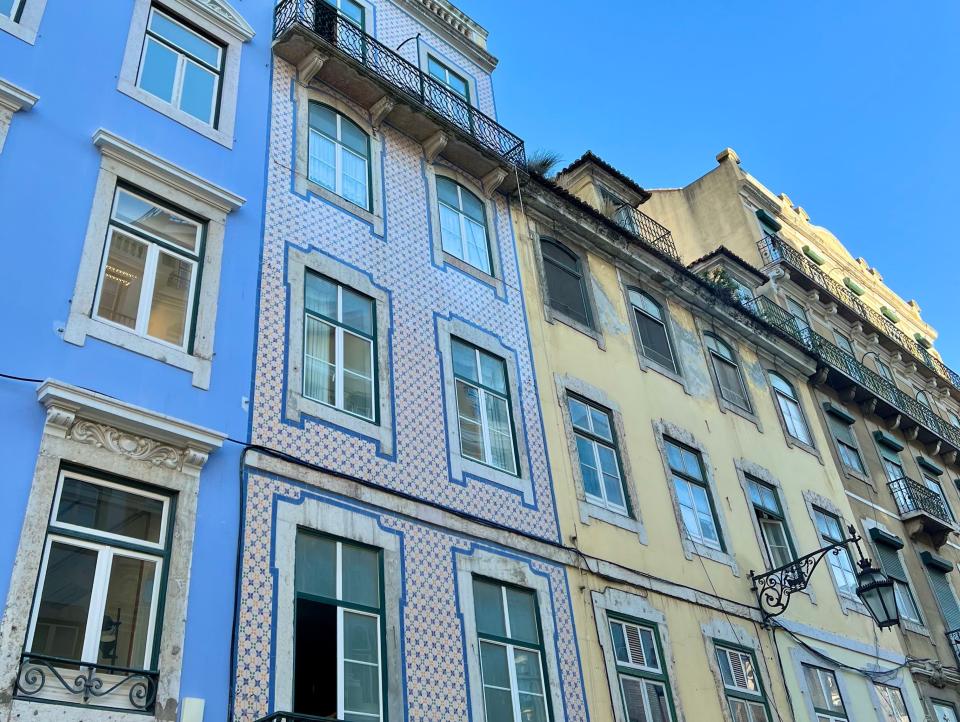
[715,644,770,722]
[609,618,675,722]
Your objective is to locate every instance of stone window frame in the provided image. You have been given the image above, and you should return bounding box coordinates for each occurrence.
[0,0,46,44]
[699,621,774,722]
[696,321,763,431]
[63,129,244,390]
[867,680,924,722]
[788,647,856,722]
[860,518,928,637]
[764,367,821,460]
[801,490,871,618]
[271,491,404,722]
[734,459,812,602]
[816,395,873,487]
[284,245,395,456]
[619,279,689,391]
[117,0,254,148]
[530,231,604,347]
[653,419,739,575]
[294,85,386,236]
[456,547,568,722]
[0,77,37,153]
[417,39,481,112]
[590,587,686,722]
[0,379,223,720]
[426,162,505,295]
[554,374,646,542]
[437,316,532,502]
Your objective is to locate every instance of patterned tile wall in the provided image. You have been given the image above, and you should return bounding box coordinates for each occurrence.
[252,17,557,540]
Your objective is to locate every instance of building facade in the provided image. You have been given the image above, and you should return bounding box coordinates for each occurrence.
[0,1,271,720]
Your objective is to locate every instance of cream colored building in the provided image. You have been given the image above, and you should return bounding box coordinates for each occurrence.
[512,151,935,722]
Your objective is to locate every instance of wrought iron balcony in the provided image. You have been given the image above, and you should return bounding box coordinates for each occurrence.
[612,205,680,263]
[273,0,525,188]
[15,653,158,712]
[889,476,956,545]
[947,627,960,664]
[741,295,960,465]
[255,714,341,722]
[758,234,960,394]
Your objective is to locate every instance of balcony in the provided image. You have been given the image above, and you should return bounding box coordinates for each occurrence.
[742,295,960,467]
[889,477,957,546]
[758,234,960,394]
[273,0,526,192]
[612,205,680,263]
[948,628,960,664]
[14,653,158,712]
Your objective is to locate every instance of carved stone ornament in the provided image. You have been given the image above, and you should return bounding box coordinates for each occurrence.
[69,420,183,470]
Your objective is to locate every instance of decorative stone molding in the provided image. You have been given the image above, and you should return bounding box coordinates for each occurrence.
[297,50,328,84]
[182,0,255,40]
[37,379,225,475]
[0,77,38,153]
[393,0,497,71]
[423,130,448,163]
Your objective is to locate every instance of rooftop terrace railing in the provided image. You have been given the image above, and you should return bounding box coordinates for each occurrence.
[757,234,960,393]
[612,205,681,263]
[273,0,526,168]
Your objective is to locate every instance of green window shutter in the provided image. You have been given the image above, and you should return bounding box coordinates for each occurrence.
[755,209,781,232]
[915,333,932,349]
[874,430,905,452]
[802,245,826,265]
[822,402,856,425]
[928,569,960,632]
[881,306,900,324]
[827,415,857,447]
[844,277,865,296]
[871,534,908,583]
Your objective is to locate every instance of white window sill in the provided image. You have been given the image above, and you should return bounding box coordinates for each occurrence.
[579,500,647,543]
[63,313,211,389]
[684,538,740,576]
[303,178,385,236]
[459,454,532,503]
[546,307,604,348]
[118,82,233,148]
[285,390,394,457]
[442,252,504,296]
[0,13,39,44]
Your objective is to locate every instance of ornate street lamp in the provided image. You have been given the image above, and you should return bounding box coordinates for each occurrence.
[750,525,900,629]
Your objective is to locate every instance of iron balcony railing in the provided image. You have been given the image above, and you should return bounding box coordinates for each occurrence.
[273,0,526,168]
[758,234,960,393]
[947,628,960,664]
[741,295,960,452]
[889,477,953,525]
[15,653,158,712]
[254,714,341,722]
[613,205,681,262]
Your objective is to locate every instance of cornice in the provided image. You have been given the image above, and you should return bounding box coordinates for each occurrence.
[392,0,498,72]
[0,77,38,113]
[179,0,254,41]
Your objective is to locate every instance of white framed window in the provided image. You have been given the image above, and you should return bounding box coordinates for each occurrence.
[438,177,491,274]
[0,0,24,21]
[453,338,517,475]
[876,358,896,384]
[428,54,470,102]
[609,618,675,722]
[874,684,910,722]
[93,186,203,351]
[803,665,848,722]
[934,701,960,722]
[825,413,866,475]
[302,271,376,422]
[568,395,628,514]
[834,331,855,357]
[294,531,383,721]
[473,578,549,722]
[630,290,679,374]
[768,371,812,445]
[716,645,770,722]
[20,468,172,712]
[747,477,795,569]
[136,7,223,127]
[665,438,723,550]
[0,0,46,44]
[308,102,371,210]
[704,333,752,413]
[322,0,365,28]
[812,509,858,598]
[785,296,810,333]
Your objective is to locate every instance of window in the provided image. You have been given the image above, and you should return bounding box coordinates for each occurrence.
[747,478,795,569]
[302,271,376,421]
[473,578,549,722]
[93,186,204,350]
[726,274,755,306]
[715,645,770,722]
[933,703,959,722]
[308,102,371,210]
[834,331,855,357]
[769,372,812,445]
[453,339,517,474]
[926,564,960,633]
[437,177,491,274]
[541,239,592,327]
[568,396,628,514]
[876,358,896,384]
[923,475,954,521]
[665,439,723,550]
[875,684,910,722]
[825,415,866,475]
[609,618,675,722]
[705,333,751,412]
[812,509,858,598]
[870,534,921,624]
[917,390,933,410]
[137,7,223,126]
[601,188,637,235]
[294,532,383,720]
[322,0,365,28]
[0,0,23,20]
[803,665,847,722]
[24,469,172,710]
[785,297,810,334]
[629,290,678,374]
[427,55,469,102]
[879,445,906,483]
[949,411,960,429]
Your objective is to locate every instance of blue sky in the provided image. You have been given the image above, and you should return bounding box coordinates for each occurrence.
[454,0,960,365]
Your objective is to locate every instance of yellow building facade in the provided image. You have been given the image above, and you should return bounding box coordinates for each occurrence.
[512,151,940,722]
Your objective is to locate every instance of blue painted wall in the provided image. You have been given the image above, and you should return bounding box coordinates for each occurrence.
[0,1,273,715]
